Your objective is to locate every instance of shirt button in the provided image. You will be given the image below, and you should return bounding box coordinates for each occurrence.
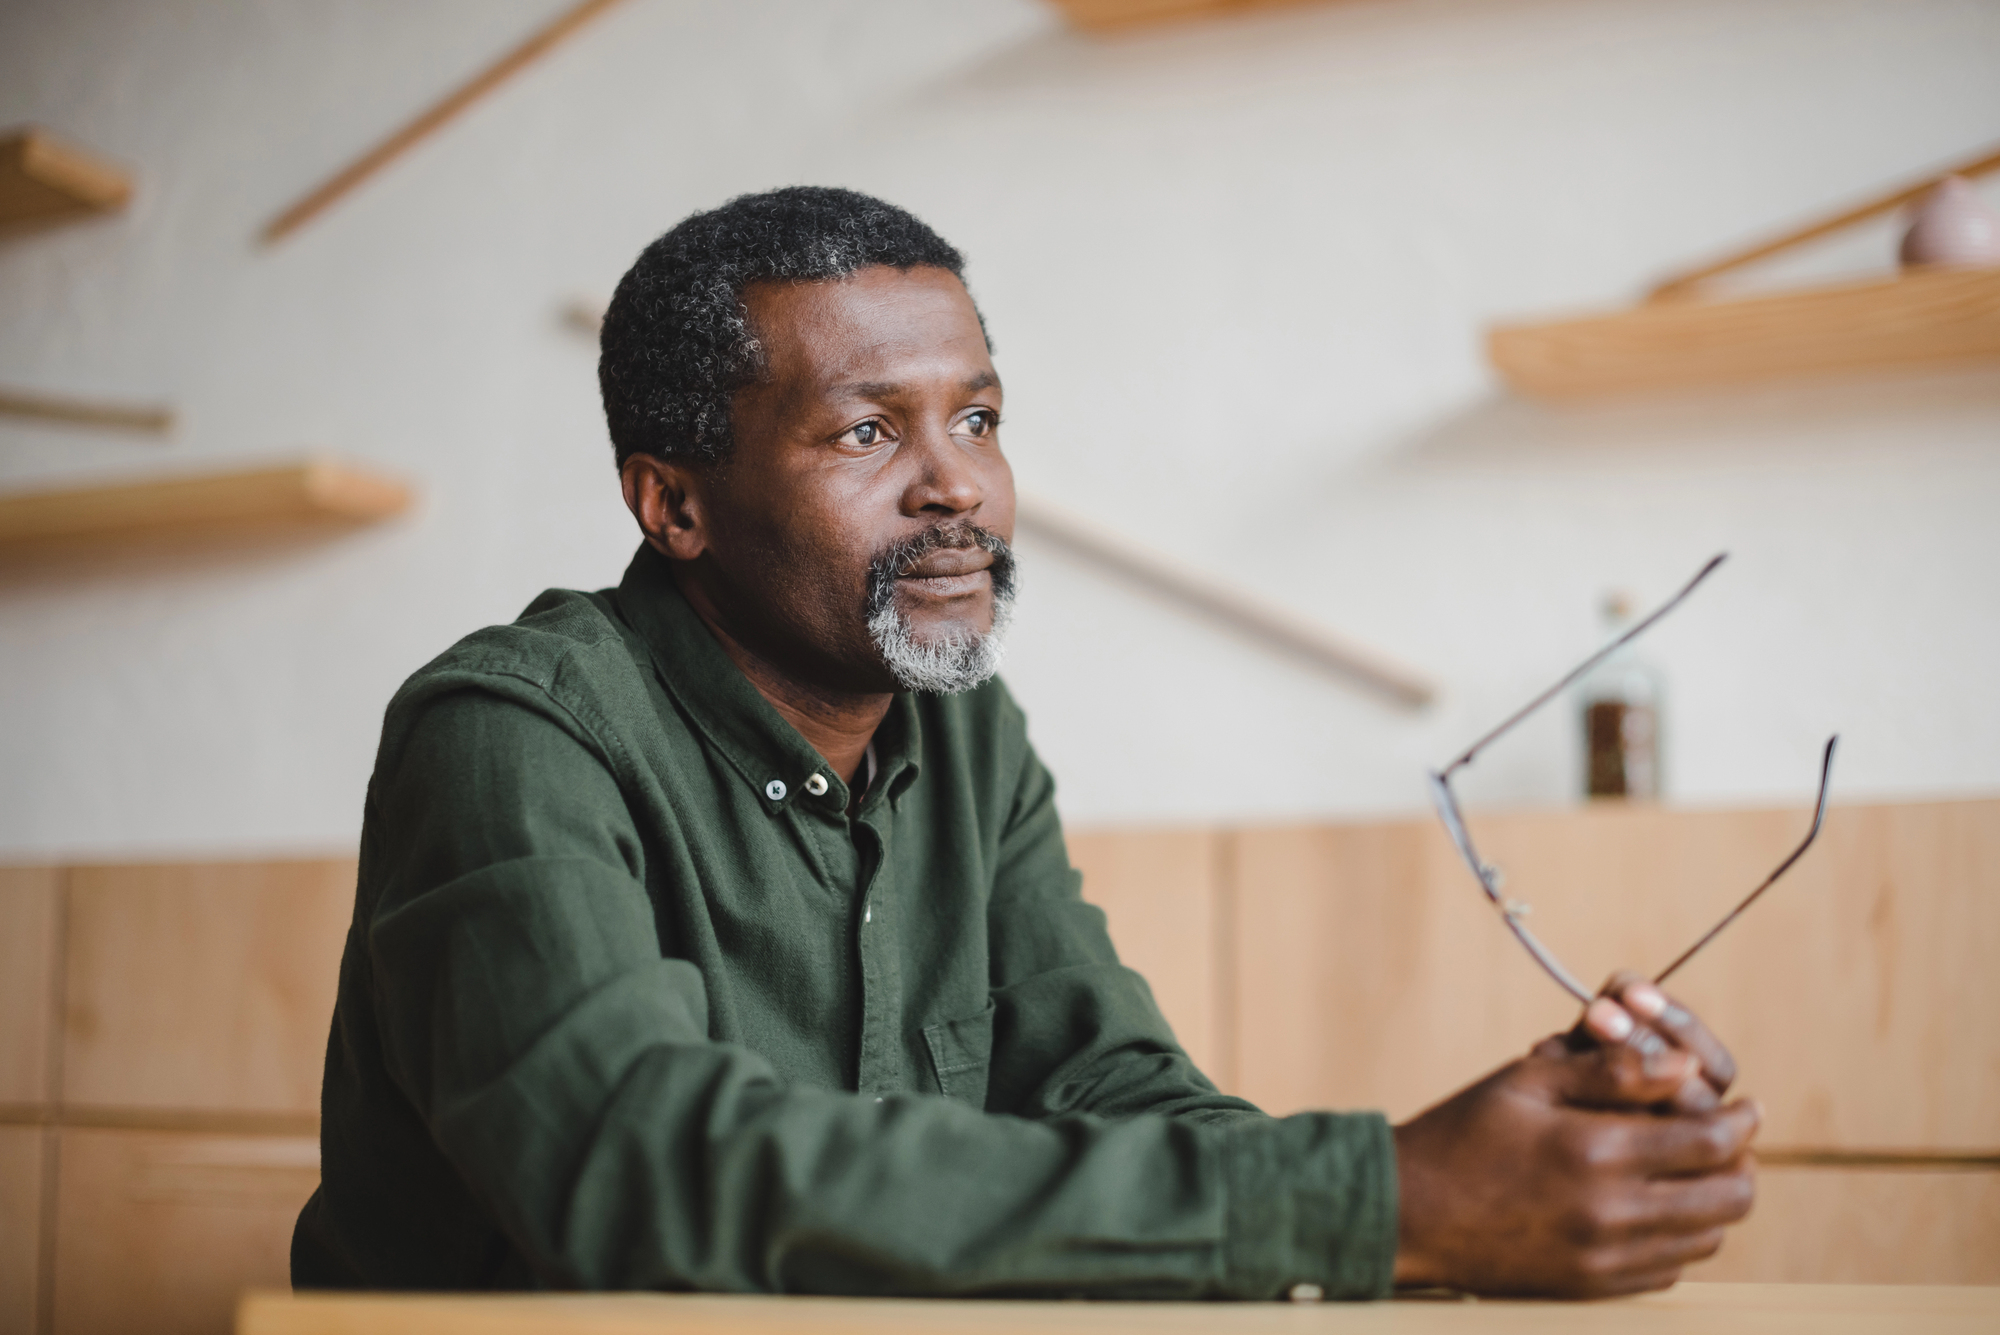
[764,779,787,801]
[863,902,872,923]
[805,773,829,796]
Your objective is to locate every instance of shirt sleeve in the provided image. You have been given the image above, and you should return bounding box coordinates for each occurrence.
[363,680,1396,1299]
[981,738,1399,1297]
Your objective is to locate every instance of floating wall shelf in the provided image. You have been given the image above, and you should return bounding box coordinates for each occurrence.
[1490,142,2000,398]
[1491,266,2000,399]
[0,459,412,562]
[0,126,132,229]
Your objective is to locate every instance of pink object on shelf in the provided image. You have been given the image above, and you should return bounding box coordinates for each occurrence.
[1899,175,2000,269]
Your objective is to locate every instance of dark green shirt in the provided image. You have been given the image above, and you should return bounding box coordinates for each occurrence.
[292,545,1395,1298]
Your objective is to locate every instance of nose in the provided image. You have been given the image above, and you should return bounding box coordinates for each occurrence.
[899,421,983,520]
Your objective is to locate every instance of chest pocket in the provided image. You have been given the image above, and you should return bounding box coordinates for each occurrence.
[922,1003,995,1110]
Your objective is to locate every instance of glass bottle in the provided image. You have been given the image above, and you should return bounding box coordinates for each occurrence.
[1579,592,1663,801]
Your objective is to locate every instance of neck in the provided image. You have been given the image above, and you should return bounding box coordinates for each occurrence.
[671,569,890,786]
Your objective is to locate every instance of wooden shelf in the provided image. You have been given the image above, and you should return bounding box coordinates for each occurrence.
[0,459,411,562]
[0,126,132,229]
[1489,267,2000,399]
[1049,0,1326,31]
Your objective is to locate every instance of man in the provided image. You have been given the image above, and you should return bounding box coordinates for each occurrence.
[294,187,1756,1299]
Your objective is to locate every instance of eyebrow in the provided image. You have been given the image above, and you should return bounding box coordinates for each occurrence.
[829,371,1002,401]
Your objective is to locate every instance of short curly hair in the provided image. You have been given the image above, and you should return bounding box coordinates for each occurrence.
[599,186,979,467]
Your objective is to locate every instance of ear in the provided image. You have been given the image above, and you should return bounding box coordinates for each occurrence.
[620,453,712,562]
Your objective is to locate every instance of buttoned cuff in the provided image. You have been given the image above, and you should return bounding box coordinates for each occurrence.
[1219,1111,1397,1300]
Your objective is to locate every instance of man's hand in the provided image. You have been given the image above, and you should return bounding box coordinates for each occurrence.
[1391,980,1758,1298]
[1562,972,1741,1115]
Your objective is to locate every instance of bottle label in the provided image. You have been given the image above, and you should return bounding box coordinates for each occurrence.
[1585,700,1659,800]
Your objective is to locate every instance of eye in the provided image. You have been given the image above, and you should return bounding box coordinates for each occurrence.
[957,409,999,438]
[834,418,893,448]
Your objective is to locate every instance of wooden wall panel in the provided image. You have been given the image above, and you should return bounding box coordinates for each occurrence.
[0,1125,46,1335]
[1693,1166,2000,1285]
[1228,799,2000,1149]
[0,867,60,1107]
[1068,829,1227,1083]
[61,861,354,1115]
[51,1128,317,1335]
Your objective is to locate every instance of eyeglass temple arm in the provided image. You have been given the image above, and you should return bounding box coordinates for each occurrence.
[1654,734,1839,985]
[1430,771,1597,1003]
[1443,553,1729,778]
[1502,913,1595,1004]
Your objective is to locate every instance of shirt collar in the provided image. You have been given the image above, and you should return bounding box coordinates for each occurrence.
[609,543,921,816]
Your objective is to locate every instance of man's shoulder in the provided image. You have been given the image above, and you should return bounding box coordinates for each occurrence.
[403,587,629,693]
[381,587,656,750]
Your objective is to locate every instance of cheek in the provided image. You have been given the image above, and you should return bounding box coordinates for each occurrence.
[755,498,881,627]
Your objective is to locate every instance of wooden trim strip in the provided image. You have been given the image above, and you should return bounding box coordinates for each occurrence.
[0,1104,319,1136]
[1014,495,1437,708]
[1759,1148,2000,1172]
[260,0,631,244]
[0,387,173,434]
[1051,0,1326,32]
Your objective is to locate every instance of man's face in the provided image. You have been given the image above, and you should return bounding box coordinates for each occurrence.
[679,264,1015,695]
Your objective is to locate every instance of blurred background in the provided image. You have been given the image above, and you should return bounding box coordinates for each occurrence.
[2,0,1996,852]
[1,1,1996,1331]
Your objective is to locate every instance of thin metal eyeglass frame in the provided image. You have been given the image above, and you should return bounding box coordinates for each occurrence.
[1425,553,1839,1004]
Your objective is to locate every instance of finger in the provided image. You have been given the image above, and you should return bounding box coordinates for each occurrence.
[1627,1100,1762,1177]
[1582,996,1637,1046]
[1572,993,1691,1083]
[1609,973,1738,1094]
[1596,1163,1756,1240]
[1664,1070,1721,1115]
[1647,1167,1757,1230]
[1552,1040,1702,1111]
[1580,1227,1730,1293]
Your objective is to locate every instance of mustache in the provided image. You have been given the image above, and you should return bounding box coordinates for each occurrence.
[864,523,1016,617]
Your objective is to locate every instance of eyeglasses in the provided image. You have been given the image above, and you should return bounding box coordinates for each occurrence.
[1426,554,1839,1004]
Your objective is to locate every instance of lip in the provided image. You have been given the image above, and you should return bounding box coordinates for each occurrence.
[900,548,993,580]
[896,568,992,601]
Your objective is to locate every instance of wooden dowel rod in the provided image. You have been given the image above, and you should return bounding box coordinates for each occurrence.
[1647,141,2000,303]
[0,387,173,434]
[1757,1147,2000,1171]
[260,0,631,245]
[1014,495,1436,709]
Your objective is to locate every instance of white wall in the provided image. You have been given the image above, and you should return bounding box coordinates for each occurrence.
[2,0,1997,858]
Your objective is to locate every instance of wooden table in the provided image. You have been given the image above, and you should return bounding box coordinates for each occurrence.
[239,1283,2000,1334]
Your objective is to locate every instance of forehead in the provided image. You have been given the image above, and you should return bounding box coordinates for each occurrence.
[741,265,992,394]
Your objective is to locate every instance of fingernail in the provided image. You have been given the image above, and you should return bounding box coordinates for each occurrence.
[1588,999,1634,1042]
[1625,983,1667,1018]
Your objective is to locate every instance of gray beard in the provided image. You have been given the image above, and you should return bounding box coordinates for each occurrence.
[863,525,1017,695]
[867,583,1015,694]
